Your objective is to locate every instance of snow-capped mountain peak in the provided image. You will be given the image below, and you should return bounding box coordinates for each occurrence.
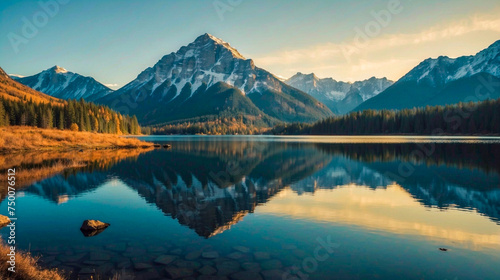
[196,33,246,60]
[51,65,68,74]
[14,66,114,101]
[399,39,500,86]
[119,33,292,99]
[98,33,332,125]
[285,72,393,114]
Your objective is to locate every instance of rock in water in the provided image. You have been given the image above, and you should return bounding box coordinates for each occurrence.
[80,220,110,237]
[0,215,11,228]
[81,219,110,231]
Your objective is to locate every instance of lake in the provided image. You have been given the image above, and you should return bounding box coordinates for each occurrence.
[1,136,500,280]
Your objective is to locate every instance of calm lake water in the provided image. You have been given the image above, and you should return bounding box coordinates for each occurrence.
[2,136,500,280]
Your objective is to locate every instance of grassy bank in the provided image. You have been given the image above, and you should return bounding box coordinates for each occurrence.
[0,242,65,280]
[0,126,153,153]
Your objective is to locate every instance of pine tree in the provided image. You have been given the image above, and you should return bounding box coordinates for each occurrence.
[58,110,65,130]
[0,100,5,127]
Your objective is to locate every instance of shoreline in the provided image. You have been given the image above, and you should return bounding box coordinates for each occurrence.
[0,126,154,154]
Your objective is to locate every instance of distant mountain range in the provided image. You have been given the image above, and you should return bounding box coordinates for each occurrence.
[8,36,500,125]
[12,66,113,102]
[285,73,393,114]
[355,40,500,111]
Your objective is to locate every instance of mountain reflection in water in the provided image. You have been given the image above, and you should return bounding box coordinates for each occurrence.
[21,139,500,239]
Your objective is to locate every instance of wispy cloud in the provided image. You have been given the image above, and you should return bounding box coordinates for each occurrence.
[253,13,500,81]
[104,83,120,88]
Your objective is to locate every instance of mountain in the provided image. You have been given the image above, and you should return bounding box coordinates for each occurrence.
[0,66,60,104]
[14,66,113,101]
[97,33,332,125]
[285,73,393,114]
[355,40,500,111]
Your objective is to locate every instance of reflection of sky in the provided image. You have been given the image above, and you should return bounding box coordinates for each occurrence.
[258,185,500,250]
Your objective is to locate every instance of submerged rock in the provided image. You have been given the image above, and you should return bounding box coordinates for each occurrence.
[232,246,250,253]
[261,269,286,279]
[253,252,270,260]
[230,271,263,280]
[202,251,219,259]
[241,262,261,272]
[164,267,193,279]
[261,259,283,270]
[197,265,217,275]
[154,255,178,265]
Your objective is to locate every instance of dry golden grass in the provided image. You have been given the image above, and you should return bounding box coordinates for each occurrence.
[0,126,153,153]
[0,241,66,280]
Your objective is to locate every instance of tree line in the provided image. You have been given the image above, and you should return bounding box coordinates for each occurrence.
[150,109,272,135]
[271,99,500,135]
[0,97,141,135]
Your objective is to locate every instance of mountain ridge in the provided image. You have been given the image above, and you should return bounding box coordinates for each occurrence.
[97,33,333,125]
[285,72,393,114]
[355,39,500,111]
[14,66,114,102]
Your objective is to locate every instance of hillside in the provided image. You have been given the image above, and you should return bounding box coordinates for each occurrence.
[0,66,61,104]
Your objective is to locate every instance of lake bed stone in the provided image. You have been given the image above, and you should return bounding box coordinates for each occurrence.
[164,267,194,279]
[241,262,261,272]
[261,259,283,270]
[232,246,250,253]
[185,250,202,260]
[197,264,217,275]
[202,251,220,259]
[229,271,263,280]
[227,252,245,260]
[216,260,240,276]
[154,254,178,265]
[261,269,286,280]
[253,252,270,261]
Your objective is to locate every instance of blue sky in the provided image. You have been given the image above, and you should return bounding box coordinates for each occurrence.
[1,0,500,88]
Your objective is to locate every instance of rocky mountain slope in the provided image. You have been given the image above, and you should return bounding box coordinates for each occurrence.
[286,73,393,114]
[97,33,333,125]
[355,40,500,111]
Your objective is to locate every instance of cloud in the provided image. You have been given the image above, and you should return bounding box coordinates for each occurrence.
[252,13,500,81]
[104,83,120,88]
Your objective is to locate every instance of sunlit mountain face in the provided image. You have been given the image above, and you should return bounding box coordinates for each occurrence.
[4,137,500,279]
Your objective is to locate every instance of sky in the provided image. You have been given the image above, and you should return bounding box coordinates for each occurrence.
[1,0,500,89]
